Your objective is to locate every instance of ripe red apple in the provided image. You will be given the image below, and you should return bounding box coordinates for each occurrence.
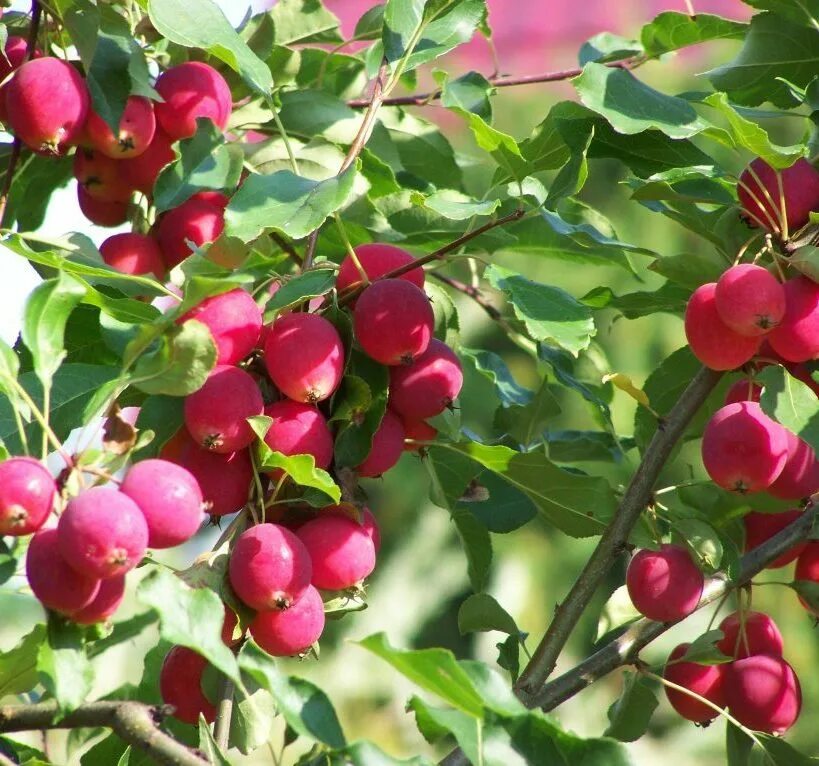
[625,544,703,622]
[262,400,334,473]
[723,379,763,405]
[296,514,376,590]
[71,575,126,625]
[356,410,405,478]
[714,264,785,336]
[5,58,89,153]
[250,585,325,657]
[389,338,463,419]
[336,243,425,297]
[743,510,806,568]
[767,277,819,363]
[264,313,345,403]
[99,232,165,279]
[767,431,818,500]
[74,147,133,202]
[120,127,176,195]
[725,655,801,734]
[400,416,438,450]
[159,646,216,724]
[0,456,56,536]
[716,610,783,659]
[77,186,130,227]
[663,643,726,723]
[684,283,761,370]
[156,196,225,268]
[85,96,156,159]
[701,402,789,493]
[0,36,41,123]
[154,62,232,140]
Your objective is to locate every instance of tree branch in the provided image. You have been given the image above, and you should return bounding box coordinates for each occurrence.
[212,676,235,752]
[515,366,723,695]
[346,59,637,108]
[429,272,502,321]
[0,701,210,766]
[0,0,42,227]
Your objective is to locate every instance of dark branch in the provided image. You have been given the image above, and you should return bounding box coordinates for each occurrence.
[0,701,210,766]
[429,272,502,321]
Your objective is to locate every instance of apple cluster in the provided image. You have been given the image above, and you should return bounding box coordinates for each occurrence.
[0,38,230,271]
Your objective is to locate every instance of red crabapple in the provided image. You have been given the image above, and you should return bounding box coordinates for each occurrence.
[361,508,381,552]
[190,190,230,209]
[336,243,425,296]
[263,400,334,472]
[184,365,263,453]
[26,528,101,614]
[154,62,232,140]
[120,128,176,195]
[71,575,126,625]
[0,457,56,536]
[160,430,252,517]
[684,283,761,370]
[179,288,262,366]
[356,410,405,478]
[768,277,819,363]
[160,646,216,724]
[625,544,703,622]
[57,487,148,579]
[74,148,133,202]
[354,280,434,365]
[389,338,463,419]
[77,186,130,227]
[250,585,325,657]
[738,158,819,234]
[121,459,204,549]
[6,58,89,153]
[725,655,801,734]
[86,96,156,159]
[663,643,726,723]
[767,431,818,500]
[401,416,438,450]
[714,264,785,336]
[156,197,225,268]
[716,611,783,659]
[794,543,819,616]
[296,515,376,590]
[743,510,806,568]
[724,379,763,405]
[0,36,41,122]
[228,523,312,610]
[222,605,240,646]
[264,313,345,403]
[701,402,789,493]
[99,233,165,279]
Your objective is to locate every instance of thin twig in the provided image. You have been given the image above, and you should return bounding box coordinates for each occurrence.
[270,232,302,265]
[0,0,42,226]
[0,701,210,766]
[213,676,235,752]
[430,272,502,321]
[346,59,638,108]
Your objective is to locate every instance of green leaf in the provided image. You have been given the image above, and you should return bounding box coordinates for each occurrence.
[674,518,723,571]
[408,697,482,765]
[758,365,819,452]
[197,719,231,766]
[238,640,346,747]
[270,0,341,45]
[596,585,640,641]
[131,320,218,396]
[743,0,819,27]
[225,167,357,242]
[358,633,485,717]
[494,377,562,449]
[153,121,242,212]
[265,269,337,315]
[756,734,819,765]
[255,443,342,504]
[439,70,493,121]
[0,625,46,698]
[132,395,185,460]
[37,617,94,714]
[148,0,272,95]
[415,190,500,220]
[547,430,634,463]
[575,62,707,139]
[230,680,277,756]
[579,32,642,65]
[354,4,386,40]
[604,672,658,742]
[640,12,747,57]
[453,510,492,592]
[458,593,520,637]
[790,246,819,283]
[707,13,819,107]
[382,0,424,62]
[87,612,158,659]
[485,264,595,356]
[5,153,73,232]
[726,721,754,766]
[21,272,86,386]
[136,568,241,685]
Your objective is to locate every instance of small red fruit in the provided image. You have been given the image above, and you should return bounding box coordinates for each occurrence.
[85,96,156,159]
[767,431,818,500]
[716,611,783,659]
[356,410,405,478]
[250,585,325,657]
[156,197,225,268]
[768,277,819,363]
[160,646,216,725]
[154,62,232,140]
[180,288,262,366]
[77,186,130,227]
[6,58,89,153]
[723,379,763,405]
[714,264,785,336]
[264,313,345,403]
[663,643,726,723]
[401,416,438,450]
[0,456,56,536]
[389,339,463,419]
[190,190,230,209]
[354,280,434,365]
[184,366,263,453]
[99,233,165,279]
[625,544,703,622]
[74,148,133,202]
[263,400,334,472]
[229,523,312,610]
[701,402,789,493]
[336,243,425,296]
[725,655,801,734]
[794,543,819,616]
[120,128,176,195]
[0,37,41,122]
[296,515,376,590]
[361,508,381,552]
[26,528,101,614]
[221,605,240,646]
[684,283,761,370]
[71,575,126,625]
[121,459,204,549]
[743,510,806,568]
[57,487,148,579]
